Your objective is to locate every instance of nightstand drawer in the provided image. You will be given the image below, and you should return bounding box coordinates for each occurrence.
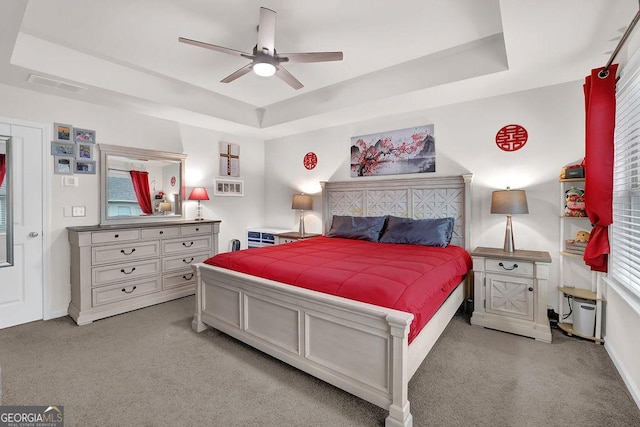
[485,258,533,276]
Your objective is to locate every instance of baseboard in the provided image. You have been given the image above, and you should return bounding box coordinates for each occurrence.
[605,339,640,410]
[43,308,68,321]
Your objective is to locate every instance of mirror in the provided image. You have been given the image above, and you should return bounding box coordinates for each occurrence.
[100,144,186,225]
[0,135,12,267]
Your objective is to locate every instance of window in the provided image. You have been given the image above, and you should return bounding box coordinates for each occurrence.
[611,51,640,300]
[107,174,143,217]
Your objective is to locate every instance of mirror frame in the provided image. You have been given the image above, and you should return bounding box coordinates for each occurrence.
[0,135,13,268]
[99,143,187,225]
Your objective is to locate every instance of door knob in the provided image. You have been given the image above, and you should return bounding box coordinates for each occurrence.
[29,232,39,237]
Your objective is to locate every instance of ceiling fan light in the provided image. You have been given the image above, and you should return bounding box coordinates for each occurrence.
[253,62,276,77]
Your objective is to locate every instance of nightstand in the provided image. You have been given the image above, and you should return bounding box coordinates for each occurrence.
[275,231,322,244]
[470,247,552,342]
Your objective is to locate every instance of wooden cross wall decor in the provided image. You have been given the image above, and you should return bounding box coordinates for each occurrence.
[219,142,240,177]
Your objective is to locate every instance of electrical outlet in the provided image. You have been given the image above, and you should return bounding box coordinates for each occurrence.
[72,206,86,217]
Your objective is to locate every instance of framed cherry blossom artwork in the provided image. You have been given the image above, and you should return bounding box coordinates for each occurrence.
[350,124,435,177]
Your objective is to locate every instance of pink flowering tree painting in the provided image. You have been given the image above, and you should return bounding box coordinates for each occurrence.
[350,125,435,177]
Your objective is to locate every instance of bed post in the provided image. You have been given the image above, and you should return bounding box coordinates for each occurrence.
[462,173,473,251]
[320,181,328,235]
[386,313,413,427]
[191,265,207,332]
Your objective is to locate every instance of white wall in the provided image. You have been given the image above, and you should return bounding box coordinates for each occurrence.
[265,81,586,310]
[0,83,265,318]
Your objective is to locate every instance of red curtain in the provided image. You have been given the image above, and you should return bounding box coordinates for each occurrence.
[129,170,153,215]
[583,64,618,272]
[0,154,5,188]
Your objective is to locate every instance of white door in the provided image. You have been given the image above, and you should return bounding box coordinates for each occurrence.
[0,122,44,329]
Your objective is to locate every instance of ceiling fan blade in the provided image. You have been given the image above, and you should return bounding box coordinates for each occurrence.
[221,63,254,83]
[257,7,276,55]
[178,37,251,58]
[275,65,303,90]
[278,51,344,63]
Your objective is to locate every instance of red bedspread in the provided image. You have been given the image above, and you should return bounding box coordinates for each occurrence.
[204,236,472,343]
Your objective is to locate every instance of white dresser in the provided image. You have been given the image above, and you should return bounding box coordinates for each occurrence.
[67,220,220,325]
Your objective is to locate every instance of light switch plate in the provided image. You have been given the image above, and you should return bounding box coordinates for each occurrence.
[72,206,85,217]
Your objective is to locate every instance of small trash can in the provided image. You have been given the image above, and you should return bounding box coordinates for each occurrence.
[573,297,596,336]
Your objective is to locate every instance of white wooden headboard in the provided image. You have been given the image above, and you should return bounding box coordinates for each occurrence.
[321,174,473,249]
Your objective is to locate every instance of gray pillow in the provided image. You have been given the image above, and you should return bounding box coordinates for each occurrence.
[379,216,455,247]
[326,215,387,241]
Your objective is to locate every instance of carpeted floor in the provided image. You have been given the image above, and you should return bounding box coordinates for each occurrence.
[0,296,638,426]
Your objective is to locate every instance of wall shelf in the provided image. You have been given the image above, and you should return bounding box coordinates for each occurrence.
[558,178,604,344]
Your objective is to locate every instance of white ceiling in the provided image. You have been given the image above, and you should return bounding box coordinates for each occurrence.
[0,0,636,139]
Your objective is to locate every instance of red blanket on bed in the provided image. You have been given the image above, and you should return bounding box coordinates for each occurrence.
[204,236,472,343]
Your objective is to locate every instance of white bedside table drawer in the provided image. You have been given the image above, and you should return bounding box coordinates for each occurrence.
[485,258,533,276]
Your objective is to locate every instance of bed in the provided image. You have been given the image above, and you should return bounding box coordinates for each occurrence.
[191,174,473,427]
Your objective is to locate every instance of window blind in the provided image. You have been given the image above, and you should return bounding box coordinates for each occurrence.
[612,52,640,300]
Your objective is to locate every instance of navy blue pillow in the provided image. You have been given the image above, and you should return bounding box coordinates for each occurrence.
[379,216,455,247]
[326,215,387,242]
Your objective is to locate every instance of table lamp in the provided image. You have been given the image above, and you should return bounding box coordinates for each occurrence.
[491,187,528,252]
[291,193,312,237]
[188,187,209,221]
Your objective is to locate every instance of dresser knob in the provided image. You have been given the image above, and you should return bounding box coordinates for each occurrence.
[183,241,194,247]
[159,230,164,235]
[528,287,534,292]
[120,248,136,255]
[121,267,136,275]
[183,257,194,264]
[121,286,137,294]
[183,273,194,281]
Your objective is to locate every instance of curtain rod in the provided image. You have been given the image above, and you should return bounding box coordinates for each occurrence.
[108,167,146,173]
[599,8,640,78]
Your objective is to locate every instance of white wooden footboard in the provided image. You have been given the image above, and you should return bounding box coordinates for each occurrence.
[192,264,416,427]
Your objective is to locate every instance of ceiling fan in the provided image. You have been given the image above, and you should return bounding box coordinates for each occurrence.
[178,7,343,90]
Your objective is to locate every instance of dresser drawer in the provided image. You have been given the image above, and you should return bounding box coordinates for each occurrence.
[91,229,139,244]
[181,224,212,236]
[92,259,161,286]
[163,236,212,255]
[92,241,161,265]
[163,270,197,290]
[92,276,162,307]
[141,227,180,240]
[163,251,210,272]
[485,258,534,276]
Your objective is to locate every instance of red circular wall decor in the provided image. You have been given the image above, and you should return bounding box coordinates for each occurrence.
[495,124,528,152]
[303,152,318,170]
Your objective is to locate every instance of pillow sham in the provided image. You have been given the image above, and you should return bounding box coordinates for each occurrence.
[326,215,387,242]
[379,216,455,247]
